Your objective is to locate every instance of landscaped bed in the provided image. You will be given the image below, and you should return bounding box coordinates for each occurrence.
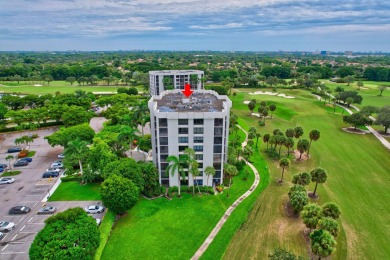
[48,181,102,201]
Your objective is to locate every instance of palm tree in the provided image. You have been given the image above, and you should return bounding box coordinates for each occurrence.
[308,130,321,156]
[297,139,310,160]
[248,100,256,115]
[269,104,276,118]
[278,136,286,158]
[284,138,294,156]
[6,155,14,169]
[204,166,216,189]
[117,126,140,157]
[139,114,150,136]
[166,155,186,197]
[279,158,290,183]
[224,163,238,187]
[263,134,270,149]
[65,139,89,174]
[255,133,261,148]
[189,160,200,195]
[356,80,364,90]
[310,167,328,198]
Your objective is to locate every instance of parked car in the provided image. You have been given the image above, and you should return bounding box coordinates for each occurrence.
[14,161,28,167]
[0,177,15,184]
[52,160,62,164]
[37,206,57,215]
[58,154,65,159]
[9,206,31,214]
[0,168,4,173]
[0,163,7,168]
[0,221,16,232]
[18,158,32,163]
[85,205,105,214]
[46,167,61,173]
[51,163,64,169]
[7,147,21,153]
[0,232,3,240]
[42,171,59,178]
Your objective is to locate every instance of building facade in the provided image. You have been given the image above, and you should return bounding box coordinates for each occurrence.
[149,70,204,96]
[148,89,231,187]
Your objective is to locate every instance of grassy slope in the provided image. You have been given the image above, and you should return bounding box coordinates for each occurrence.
[101,164,257,260]
[48,181,101,201]
[223,89,390,259]
[0,81,144,95]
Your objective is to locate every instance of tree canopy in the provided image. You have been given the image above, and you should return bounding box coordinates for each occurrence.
[45,123,95,148]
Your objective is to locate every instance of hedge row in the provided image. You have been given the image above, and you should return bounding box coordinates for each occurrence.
[61,175,82,182]
[0,121,64,133]
[168,185,214,195]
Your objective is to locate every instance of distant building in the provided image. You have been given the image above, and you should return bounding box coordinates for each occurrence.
[345,51,353,56]
[149,70,204,96]
[320,51,328,55]
[148,89,231,187]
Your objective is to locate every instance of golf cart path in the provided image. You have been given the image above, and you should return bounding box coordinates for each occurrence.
[191,125,261,259]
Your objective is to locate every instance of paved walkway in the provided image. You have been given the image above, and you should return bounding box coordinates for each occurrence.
[191,125,261,260]
[313,94,390,151]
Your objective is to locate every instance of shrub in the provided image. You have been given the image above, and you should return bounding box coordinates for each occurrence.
[258,121,265,127]
[216,185,224,192]
[235,159,246,171]
[31,134,39,139]
[61,175,82,182]
[265,148,279,160]
[18,149,28,158]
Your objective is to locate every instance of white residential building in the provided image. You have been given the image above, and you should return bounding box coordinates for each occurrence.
[149,70,204,96]
[148,89,232,187]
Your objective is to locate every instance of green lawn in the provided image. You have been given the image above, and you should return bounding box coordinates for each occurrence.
[1,170,21,177]
[48,181,101,201]
[322,80,390,108]
[101,164,263,260]
[0,81,144,95]
[221,89,390,259]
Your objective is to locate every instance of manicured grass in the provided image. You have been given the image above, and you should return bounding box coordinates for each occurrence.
[95,210,116,260]
[48,181,101,201]
[1,170,21,177]
[322,80,390,108]
[222,89,390,259]
[0,81,145,95]
[28,151,36,157]
[101,165,257,260]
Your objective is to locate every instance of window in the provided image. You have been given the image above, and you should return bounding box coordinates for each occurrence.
[194,137,203,143]
[159,118,167,127]
[213,154,222,162]
[194,127,204,134]
[160,163,168,170]
[178,119,188,125]
[194,119,204,125]
[214,137,222,144]
[159,137,168,145]
[213,163,221,170]
[179,146,188,152]
[159,128,168,136]
[160,146,168,154]
[198,163,203,168]
[215,171,222,178]
[214,127,223,136]
[194,179,203,185]
[195,154,203,160]
[179,137,188,143]
[179,128,188,134]
[160,154,168,162]
[213,145,222,153]
[194,145,203,152]
[214,118,223,126]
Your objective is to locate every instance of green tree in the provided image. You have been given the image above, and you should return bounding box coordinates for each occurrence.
[117,126,140,157]
[378,85,387,96]
[346,97,354,107]
[102,158,144,190]
[255,132,261,148]
[88,138,117,176]
[269,104,276,118]
[263,134,270,149]
[294,126,304,139]
[279,158,290,183]
[166,155,187,197]
[356,80,364,90]
[224,163,238,187]
[248,100,256,115]
[5,155,14,169]
[297,139,309,160]
[309,229,336,259]
[284,137,294,156]
[45,123,95,148]
[101,174,140,214]
[301,203,322,231]
[310,167,327,198]
[292,172,311,186]
[0,102,8,122]
[343,112,373,130]
[64,139,89,174]
[318,217,340,237]
[66,76,77,85]
[376,106,390,133]
[138,162,160,197]
[289,190,309,214]
[321,202,341,219]
[62,105,93,127]
[204,166,216,188]
[344,75,355,86]
[29,207,99,260]
[285,128,295,138]
[308,129,320,156]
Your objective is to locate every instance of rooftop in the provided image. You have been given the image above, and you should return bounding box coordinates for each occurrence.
[149,70,203,75]
[152,90,226,113]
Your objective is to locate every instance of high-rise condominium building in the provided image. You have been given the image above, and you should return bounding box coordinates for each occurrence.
[149,70,204,95]
[148,89,231,187]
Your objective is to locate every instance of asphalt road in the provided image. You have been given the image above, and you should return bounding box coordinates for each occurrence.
[0,128,105,260]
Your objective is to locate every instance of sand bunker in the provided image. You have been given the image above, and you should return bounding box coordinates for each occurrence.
[248,91,295,98]
[34,84,43,86]
[243,101,251,104]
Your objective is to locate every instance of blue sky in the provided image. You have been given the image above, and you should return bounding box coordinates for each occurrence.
[1,0,389,51]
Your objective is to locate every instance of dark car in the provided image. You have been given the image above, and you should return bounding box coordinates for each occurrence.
[42,171,59,178]
[0,168,4,173]
[7,147,21,153]
[9,206,31,215]
[18,158,32,163]
[14,161,28,167]
[0,163,7,168]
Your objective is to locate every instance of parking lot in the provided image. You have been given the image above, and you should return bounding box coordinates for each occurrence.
[0,128,105,260]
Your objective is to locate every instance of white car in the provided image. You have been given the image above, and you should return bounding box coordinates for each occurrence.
[0,177,15,185]
[85,205,105,214]
[51,163,64,169]
[46,168,61,173]
[0,221,15,232]
[58,154,65,159]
